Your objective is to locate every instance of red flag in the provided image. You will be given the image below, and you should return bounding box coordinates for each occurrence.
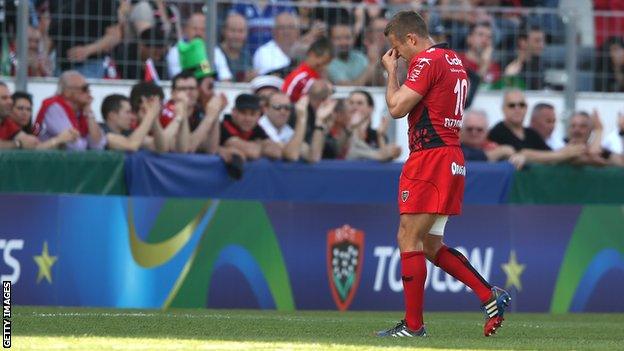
[144,58,160,84]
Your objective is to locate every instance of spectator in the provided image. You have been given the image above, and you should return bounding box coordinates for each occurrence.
[9,91,78,149]
[529,102,565,150]
[602,111,624,156]
[10,26,52,77]
[503,24,547,90]
[220,93,283,160]
[250,75,285,113]
[259,92,308,161]
[10,92,34,133]
[323,98,351,159]
[0,83,40,149]
[363,17,390,86]
[299,79,338,162]
[33,71,105,150]
[327,22,376,86]
[129,81,176,152]
[437,0,494,51]
[282,37,333,103]
[216,13,254,82]
[594,37,624,93]
[457,22,501,89]
[566,111,622,166]
[488,90,549,151]
[345,90,401,161]
[253,12,300,76]
[161,71,225,153]
[49,0,118,77]
[100,94,165,152]
[488,89,585,164]
[460,109,523,167]
[231,0,296,54]
[119,26,170,80]
[166,13,233,81]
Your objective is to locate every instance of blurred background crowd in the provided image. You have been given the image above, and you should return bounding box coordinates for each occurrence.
[0,0,622,172]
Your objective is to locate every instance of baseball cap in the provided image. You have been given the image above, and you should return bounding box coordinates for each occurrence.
[250,75,284,93]
[234,94,261,111]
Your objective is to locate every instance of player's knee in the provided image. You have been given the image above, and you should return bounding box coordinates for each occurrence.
[422,242,439,261]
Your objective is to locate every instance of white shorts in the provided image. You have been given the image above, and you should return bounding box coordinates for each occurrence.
[429,215,449,236]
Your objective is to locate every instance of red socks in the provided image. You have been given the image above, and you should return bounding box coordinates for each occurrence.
[400,251,427,330]
[434,245,492,303]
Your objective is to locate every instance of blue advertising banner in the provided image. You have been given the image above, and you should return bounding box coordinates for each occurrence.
[1,194,623,313]
[125,152,515,204]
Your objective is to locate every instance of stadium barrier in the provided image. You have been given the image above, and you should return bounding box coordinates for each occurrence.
[1,151,623,312]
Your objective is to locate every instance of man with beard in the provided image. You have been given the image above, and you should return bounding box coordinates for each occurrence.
[327,22,377,86]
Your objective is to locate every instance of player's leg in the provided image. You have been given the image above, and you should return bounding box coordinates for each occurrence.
[423,216,511,336]
[377,213,435,337]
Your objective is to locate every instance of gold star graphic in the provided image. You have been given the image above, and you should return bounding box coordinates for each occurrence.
[33,241,57,284]
[501,250,525,291]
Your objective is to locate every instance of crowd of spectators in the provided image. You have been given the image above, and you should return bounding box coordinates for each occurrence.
[1,1,623,93]
[0,1,623,178]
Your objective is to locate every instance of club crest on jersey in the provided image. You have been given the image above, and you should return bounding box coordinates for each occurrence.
[402,190,409,202]
[327,225,365,311]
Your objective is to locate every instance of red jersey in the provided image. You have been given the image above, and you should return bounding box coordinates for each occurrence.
[404,43,468,153]
[282,62,319,103]
[0,118,21,140]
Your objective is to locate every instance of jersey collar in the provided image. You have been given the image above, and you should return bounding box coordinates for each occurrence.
[428,42,449,49]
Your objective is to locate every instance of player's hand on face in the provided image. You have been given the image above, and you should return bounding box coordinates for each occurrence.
[618,111,624,131]
[381,48,399,72]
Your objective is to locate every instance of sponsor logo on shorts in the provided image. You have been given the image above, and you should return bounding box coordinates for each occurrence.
[401,191,409,202]
[451,162,466,176]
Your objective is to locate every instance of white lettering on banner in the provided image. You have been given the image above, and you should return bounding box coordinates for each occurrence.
[0,240,24,284]
[388,249,403,292]
[373,247,393,291]
[373,246,494,293]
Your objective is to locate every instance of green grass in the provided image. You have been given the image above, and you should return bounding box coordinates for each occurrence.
[11,306,624,350]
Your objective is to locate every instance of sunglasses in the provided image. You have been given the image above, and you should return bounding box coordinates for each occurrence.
[506,101,527,109]
[465,126,485,133]
[70,84,90,92]
[271,104,292,111]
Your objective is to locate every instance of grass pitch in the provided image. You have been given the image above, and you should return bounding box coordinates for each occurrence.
[11,306,624,350]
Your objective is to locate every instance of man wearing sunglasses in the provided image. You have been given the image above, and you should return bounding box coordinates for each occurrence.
[33,71,105,150]
[488,89,586,164]
[258,92,308,161]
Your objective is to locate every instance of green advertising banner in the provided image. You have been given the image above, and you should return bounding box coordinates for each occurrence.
[0,150,126,195]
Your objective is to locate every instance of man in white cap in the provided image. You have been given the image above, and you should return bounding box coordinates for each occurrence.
[250,75,284,114]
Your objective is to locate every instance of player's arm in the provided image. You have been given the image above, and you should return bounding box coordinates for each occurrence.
[382,48,423,119]
[387,85,423,119]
